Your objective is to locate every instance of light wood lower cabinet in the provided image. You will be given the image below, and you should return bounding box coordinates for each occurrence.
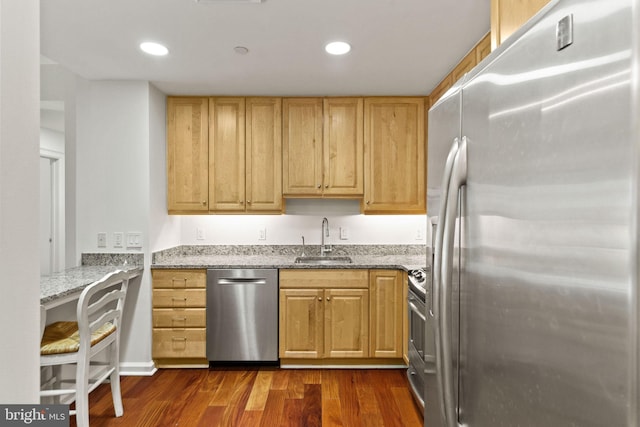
[279,269,369,359]
[370,269,405,358]
[279,268,406,363]
[152,269,207,364]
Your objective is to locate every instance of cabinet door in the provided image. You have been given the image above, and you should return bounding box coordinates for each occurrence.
[475,32,492,63]
[491,0,550,49]
[209,97,246,212]
[279,289,323,358]
[429,75,453,108]
[323,98,364,196]
[451,49,476,85]
[283,98,323,195]
[324,288,369,358]
[370,270,403,358]
[364,97,426,214]
[166,97,209,213]
[246,97,283,212]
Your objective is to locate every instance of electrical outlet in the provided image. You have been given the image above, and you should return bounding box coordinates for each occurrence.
[97,232,107,248]
[259,228,267,240]
[126,232,143,249]
[340,227,349,240]
[114,232,124,248]
[416,228,424,240]
[196,228,205,240]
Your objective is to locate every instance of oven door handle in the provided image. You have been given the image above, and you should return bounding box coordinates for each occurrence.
[409,300,426,322]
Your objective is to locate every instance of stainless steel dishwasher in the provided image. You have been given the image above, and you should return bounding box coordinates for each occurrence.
[206,269,278,362]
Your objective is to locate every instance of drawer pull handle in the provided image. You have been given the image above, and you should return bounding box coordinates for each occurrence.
[171,278,188,287]
[172,337,187,341]
[173,317,187,321]
[172,297,188,301]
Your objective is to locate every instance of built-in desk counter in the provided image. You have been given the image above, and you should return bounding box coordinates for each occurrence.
[41,265,143,309]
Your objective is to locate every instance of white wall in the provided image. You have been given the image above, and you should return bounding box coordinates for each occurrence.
[75,80,156,374]
[0,0,41,403]
[180,199,427,246]
[149,84,180,253]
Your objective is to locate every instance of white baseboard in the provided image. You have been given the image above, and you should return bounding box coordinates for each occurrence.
[119,361,157,376]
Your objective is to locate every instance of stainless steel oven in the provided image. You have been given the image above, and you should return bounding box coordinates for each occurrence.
[407,268,428,409]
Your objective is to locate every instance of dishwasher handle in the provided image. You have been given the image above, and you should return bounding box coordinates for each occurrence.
[216,278,267,286]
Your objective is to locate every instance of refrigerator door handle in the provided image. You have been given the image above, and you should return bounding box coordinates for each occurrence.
[433,137,461,425]
[439,136,468,427]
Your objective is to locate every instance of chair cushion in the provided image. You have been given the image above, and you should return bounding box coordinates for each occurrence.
[41,321,116,355]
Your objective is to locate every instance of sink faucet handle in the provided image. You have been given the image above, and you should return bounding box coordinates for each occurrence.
[301,236,306,257]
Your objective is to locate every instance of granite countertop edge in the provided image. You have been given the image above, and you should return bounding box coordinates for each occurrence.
[40,265,143,306]
[151,254,428,273]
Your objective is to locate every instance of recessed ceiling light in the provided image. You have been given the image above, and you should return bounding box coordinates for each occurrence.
[139,42,169,56]
[325,41,351,55]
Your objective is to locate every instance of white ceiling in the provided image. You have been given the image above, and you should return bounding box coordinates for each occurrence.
[40,0,490,96]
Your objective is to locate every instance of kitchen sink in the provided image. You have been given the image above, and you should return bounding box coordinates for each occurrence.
[294,256,353,265]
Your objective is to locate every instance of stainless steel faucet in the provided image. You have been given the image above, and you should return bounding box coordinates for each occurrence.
[321,217,332,256]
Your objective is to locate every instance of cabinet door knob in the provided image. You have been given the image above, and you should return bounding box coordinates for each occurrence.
[326,297,331,301]
[317,184,321,189]
[247,200,251,204]
[325,184,329,189]
[366,200,370,205]
[202,201,207,205]
[318,297,322,301]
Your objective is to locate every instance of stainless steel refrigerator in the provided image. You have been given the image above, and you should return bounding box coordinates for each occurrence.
[427,0,639,425]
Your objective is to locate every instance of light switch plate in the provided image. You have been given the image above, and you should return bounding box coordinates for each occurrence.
[97,232,107,248]
[114,232,124,248]
[340,227,349,240]
[126,232,142,249]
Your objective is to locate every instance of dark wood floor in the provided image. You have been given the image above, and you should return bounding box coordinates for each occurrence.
[77,367,423,426]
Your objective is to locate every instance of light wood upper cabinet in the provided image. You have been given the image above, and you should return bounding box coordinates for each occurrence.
[491,0,550,50]
[475,33,492,63]
[451,49,477,85]
[283,97,364,197]
[363,97,426,214]
[166,97,209,213]
[245,97,283,212]
[323,98,364,196]
[283,98,323,196]
[429,75,453,108]
[208,97,283,214]
[370,270,404,358]
[209,97,246,212]
[429,33,491,108]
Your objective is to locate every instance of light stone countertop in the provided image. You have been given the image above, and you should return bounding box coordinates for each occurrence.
[40,264,143,308]
[151,245,429,273]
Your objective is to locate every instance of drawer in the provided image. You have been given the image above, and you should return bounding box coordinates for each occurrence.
[153,289,206,308]
[153,308,206,328]
[152,269,206,289]
[279,269,369,289]
[152,328,206,359]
